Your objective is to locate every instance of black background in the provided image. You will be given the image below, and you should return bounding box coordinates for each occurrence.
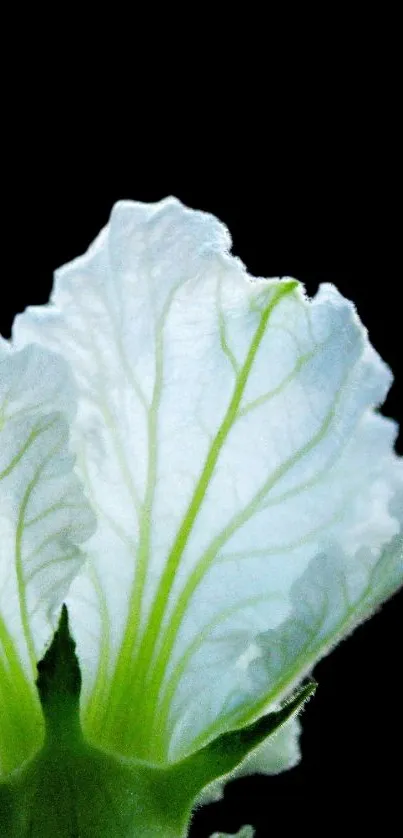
[1,162,401,837]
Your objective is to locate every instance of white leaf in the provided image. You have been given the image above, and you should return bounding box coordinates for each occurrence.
[13,198,402,765]
[0,342,95,775]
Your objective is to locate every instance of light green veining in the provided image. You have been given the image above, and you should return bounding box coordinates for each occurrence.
[97,280,297,757]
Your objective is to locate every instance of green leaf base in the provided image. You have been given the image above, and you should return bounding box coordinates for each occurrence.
[0,608,314,837]
[1,739,199,838]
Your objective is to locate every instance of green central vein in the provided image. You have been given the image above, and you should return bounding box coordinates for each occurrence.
[139,304,364,756]
[118,281,297,754]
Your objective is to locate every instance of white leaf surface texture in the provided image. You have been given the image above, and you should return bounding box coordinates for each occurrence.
[13,199,402,766]
[0,340,94,775]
